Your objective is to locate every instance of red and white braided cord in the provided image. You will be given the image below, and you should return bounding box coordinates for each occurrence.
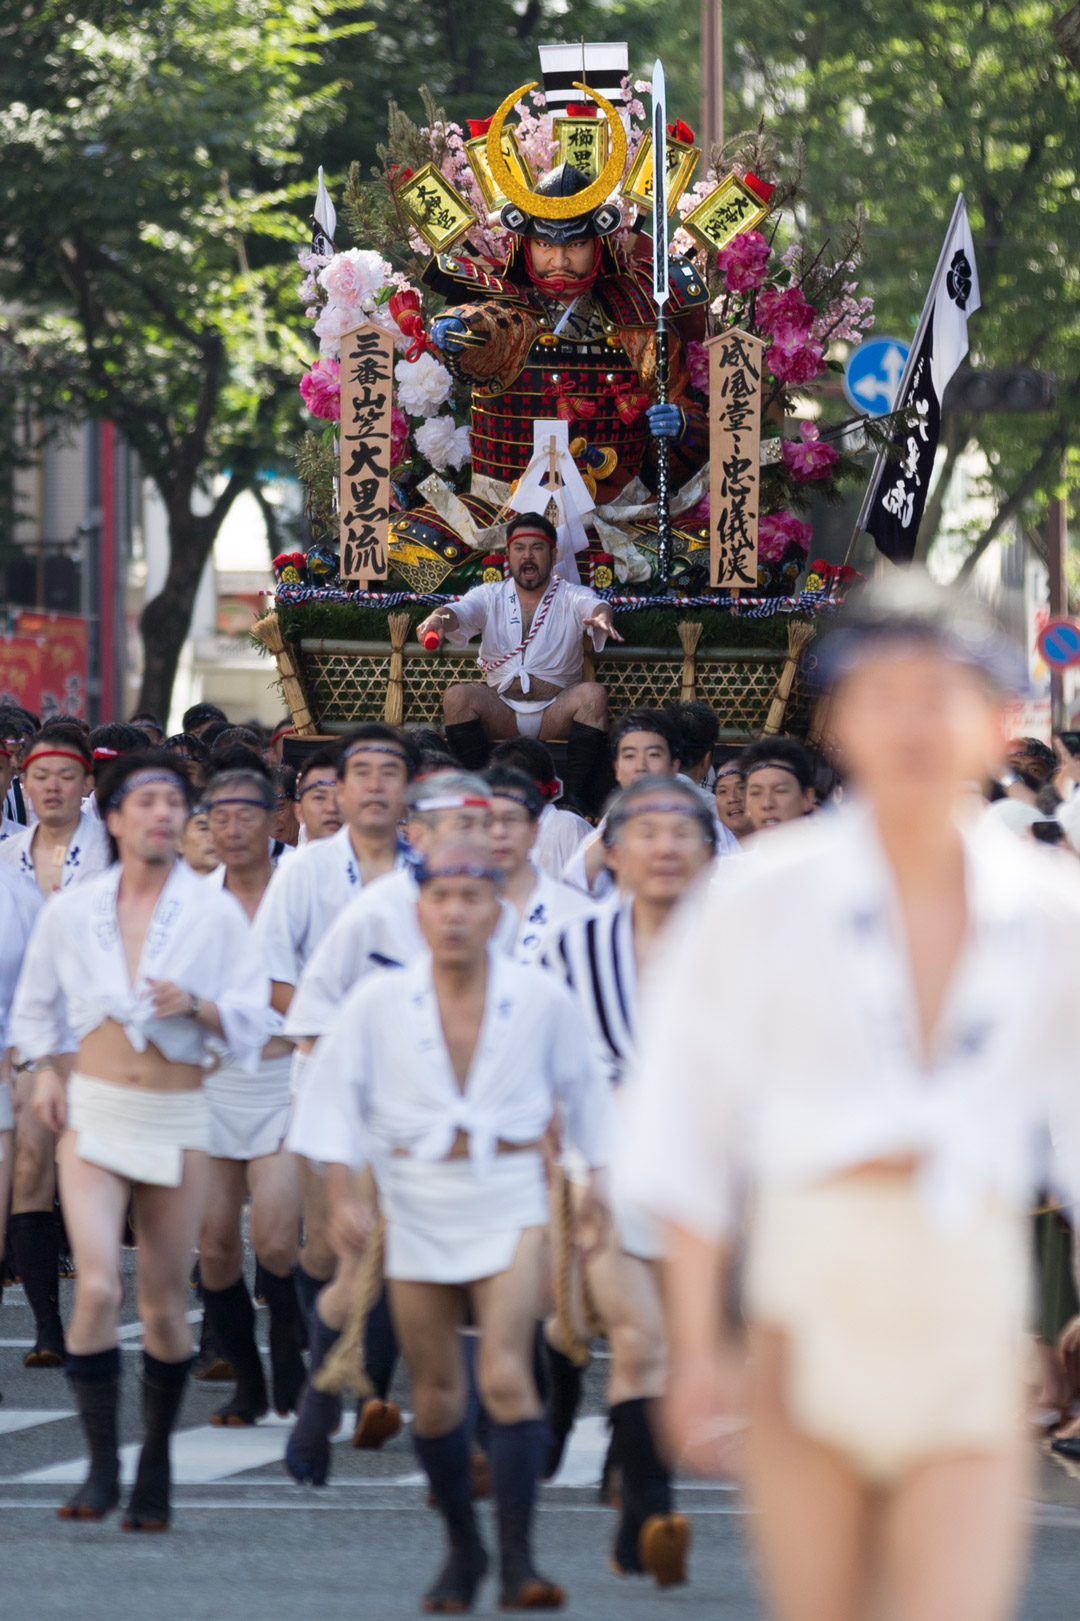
[478,576,562,677]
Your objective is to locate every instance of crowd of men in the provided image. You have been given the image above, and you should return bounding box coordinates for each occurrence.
[5,568,1080,1619]
[0,682,789,1600]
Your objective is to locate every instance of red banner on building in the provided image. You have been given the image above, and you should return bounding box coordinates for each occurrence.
[0,614,89,718]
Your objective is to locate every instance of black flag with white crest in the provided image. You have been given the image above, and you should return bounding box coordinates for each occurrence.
[857,196,980,563]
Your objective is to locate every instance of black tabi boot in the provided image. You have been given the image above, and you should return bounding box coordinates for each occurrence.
[541,1340,585,1481]
[284,1309,342,1486]
[191,1306,234,1382]
[445,719,490,772]
[202,1277,268,1426]
[561,720,609,815]
[58,1348,121,1521]
[122,1352,192,1531]
[292,1263,327,1339]
[258,1265,307,1416]
[609,1397,689,1586]
[414,1425,489,1613]
[489,1418,563,1610]
[353,1286,403,1448]
[9,1210,65,1366]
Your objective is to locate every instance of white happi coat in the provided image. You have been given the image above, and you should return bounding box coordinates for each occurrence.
[11,860,268,1073]
[285,866,520,1040]
[618,802,1080,1243]
[532,801,590,879]
[289,948,611,1173]
[252,823,412,987]
[0,808,110,890]
[512,867,593,966]
[1,865,43,1055]
[445,574,607,698]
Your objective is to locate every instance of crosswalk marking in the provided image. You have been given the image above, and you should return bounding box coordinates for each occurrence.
[0,1409,75,1438]
[0,1403,731,1492]
[549,1414,608,1488]
[17,1412,353,1486]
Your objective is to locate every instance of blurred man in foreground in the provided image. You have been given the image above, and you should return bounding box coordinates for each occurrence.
[621,572,1080,1621]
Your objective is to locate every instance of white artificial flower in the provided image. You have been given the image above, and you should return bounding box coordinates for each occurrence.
[395,352,454,418]
[314,301,357,357]
[414,414,471,472]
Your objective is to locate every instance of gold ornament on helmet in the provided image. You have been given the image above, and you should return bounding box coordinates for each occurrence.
[485,82,627,220]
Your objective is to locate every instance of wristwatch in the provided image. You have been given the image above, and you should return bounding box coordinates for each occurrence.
[189,994,202,1019]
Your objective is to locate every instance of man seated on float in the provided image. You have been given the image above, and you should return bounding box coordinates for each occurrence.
[416,511,621,806]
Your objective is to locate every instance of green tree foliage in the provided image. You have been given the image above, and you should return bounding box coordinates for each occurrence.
[719,0,1080,566]
[0,0,354,715]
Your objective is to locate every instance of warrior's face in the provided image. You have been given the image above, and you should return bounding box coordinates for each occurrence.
[527,237,596,286]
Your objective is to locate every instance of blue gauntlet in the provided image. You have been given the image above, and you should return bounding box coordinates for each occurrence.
[430,316,469,355]
[647,402,690,443]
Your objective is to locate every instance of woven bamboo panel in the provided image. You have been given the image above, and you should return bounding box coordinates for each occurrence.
[301,643,395,723]
[402,648,486,724]
[696,655,791,734]
[298,639,802,736]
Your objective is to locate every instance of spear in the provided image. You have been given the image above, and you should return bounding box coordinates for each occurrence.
[651,60,672,586]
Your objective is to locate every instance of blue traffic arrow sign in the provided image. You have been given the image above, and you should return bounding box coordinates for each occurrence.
[844,338,911,417]
[1037,618,1080,669]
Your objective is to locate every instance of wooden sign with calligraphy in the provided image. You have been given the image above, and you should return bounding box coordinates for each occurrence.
[706,329,766,589]
[339,322,394,583]
[683,173,769,254]
[553,116,609,182]
[621,130,700,215]
[395,163,477,253]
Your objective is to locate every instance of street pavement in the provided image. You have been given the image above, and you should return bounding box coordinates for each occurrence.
[1,1257,1079,1620]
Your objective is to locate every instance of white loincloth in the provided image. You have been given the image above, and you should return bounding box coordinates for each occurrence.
[502,695,556,739]
[67,1072,210,1188]
[743,1177,1028,1484]
[379,1152,548,1284]
[205,1051,292,1161]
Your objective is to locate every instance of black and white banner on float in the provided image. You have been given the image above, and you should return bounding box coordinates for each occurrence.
[856,195,981,564]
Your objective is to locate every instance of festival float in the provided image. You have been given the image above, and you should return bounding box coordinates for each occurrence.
[254,43,881,739]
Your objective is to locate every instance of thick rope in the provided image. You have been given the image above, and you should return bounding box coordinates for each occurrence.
[312,1215,386,1397]
[551,1169,607,1364]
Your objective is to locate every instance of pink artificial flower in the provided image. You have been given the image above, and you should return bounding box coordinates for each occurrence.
[684,341,710,392]
[299,358,340,421]
[757,285,815,338]
[767,331,827,385]
[758,512,813,562]
[318,248,386,308]
[390,405,410,466]
[716,229,771,293]
[782,421,839,481]
[313,303,357,348]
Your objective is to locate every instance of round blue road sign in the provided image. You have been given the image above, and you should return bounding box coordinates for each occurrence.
[844,338,911,418]
[1037,618,1080,669]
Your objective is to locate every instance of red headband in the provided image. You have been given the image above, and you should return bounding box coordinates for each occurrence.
[92,746,120,760]
[23,747,91,771]
[507,523,557,548]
